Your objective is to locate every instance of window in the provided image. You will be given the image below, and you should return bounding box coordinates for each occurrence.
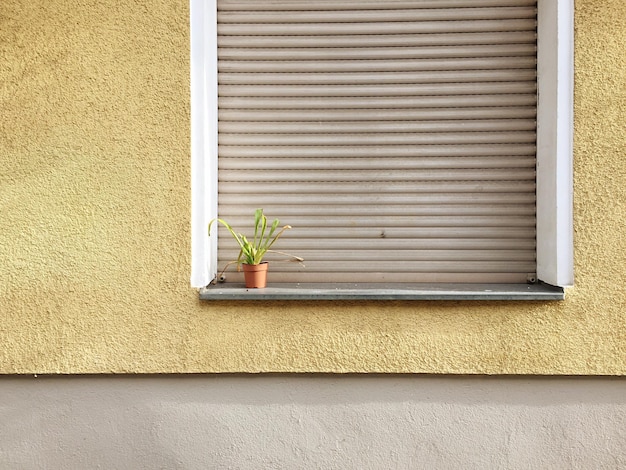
[191,0,573,298]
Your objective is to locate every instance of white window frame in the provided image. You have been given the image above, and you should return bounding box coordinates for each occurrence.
[190,0,574,290]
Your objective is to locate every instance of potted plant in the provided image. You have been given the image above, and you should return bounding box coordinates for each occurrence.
[208,208,302,288]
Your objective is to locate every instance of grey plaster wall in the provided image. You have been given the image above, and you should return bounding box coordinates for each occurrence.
[1,376,625,469]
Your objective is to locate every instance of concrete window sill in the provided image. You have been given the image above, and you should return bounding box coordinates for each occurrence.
[199,283,565,301]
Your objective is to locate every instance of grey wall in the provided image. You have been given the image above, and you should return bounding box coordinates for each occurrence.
[1,375,625,469]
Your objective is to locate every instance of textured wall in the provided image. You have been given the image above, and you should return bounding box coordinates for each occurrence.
[1,376,626,468]
[1,0,625,374]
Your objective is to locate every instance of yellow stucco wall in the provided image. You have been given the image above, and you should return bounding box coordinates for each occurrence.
[1,0,625,374]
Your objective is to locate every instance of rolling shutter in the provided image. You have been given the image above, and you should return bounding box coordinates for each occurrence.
[216,0,538,284]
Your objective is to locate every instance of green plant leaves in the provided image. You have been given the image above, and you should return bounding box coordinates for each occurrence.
[208,209,299,268]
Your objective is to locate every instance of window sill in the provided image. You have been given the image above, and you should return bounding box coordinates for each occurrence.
[199,283,564,301]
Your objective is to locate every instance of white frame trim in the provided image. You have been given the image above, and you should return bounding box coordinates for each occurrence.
[190,0,218,287]
[536,0,575,287]
[190,0,575,289]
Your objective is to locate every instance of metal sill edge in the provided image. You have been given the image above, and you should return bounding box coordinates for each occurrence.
[199,282,565,301]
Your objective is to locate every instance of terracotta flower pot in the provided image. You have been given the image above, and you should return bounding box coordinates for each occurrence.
[242,262,268,288]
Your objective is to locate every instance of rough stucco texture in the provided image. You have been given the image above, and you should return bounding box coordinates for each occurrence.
[1,0,625,374]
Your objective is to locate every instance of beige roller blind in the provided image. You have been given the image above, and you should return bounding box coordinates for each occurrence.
[216,0,538,284]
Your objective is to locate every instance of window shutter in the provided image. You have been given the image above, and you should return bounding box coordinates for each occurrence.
[216,0,537,284]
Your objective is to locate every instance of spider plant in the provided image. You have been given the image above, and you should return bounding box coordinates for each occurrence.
[208,208,302,268]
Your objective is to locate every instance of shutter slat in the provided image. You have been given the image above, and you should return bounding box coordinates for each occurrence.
[219,70,537,86]
[221,215,535,228]
[218,226,536,239]
[219,82,536,97]
[219,132,536,146]
[220,95,537,109]
[218,44,536,60]
[220,168,536,182]
[220,193,536,205]
[220,107,537,122]
[220,156,537,170]
[216,0,537,284]
[225,250,536,263]
[219,181,535,194]
[220,193,535,206]
[219,119,537,133]
[218,20,536,36]
[219,0,537,10]
[219,57,538,73]
[218,31,536,48]
[216,259,536,273]
[225,272,531,284]
[219,155,536,171]
[220,144,537,158]
[220,205,535,217]
[222,238,536,250]
[219,7,536,23]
